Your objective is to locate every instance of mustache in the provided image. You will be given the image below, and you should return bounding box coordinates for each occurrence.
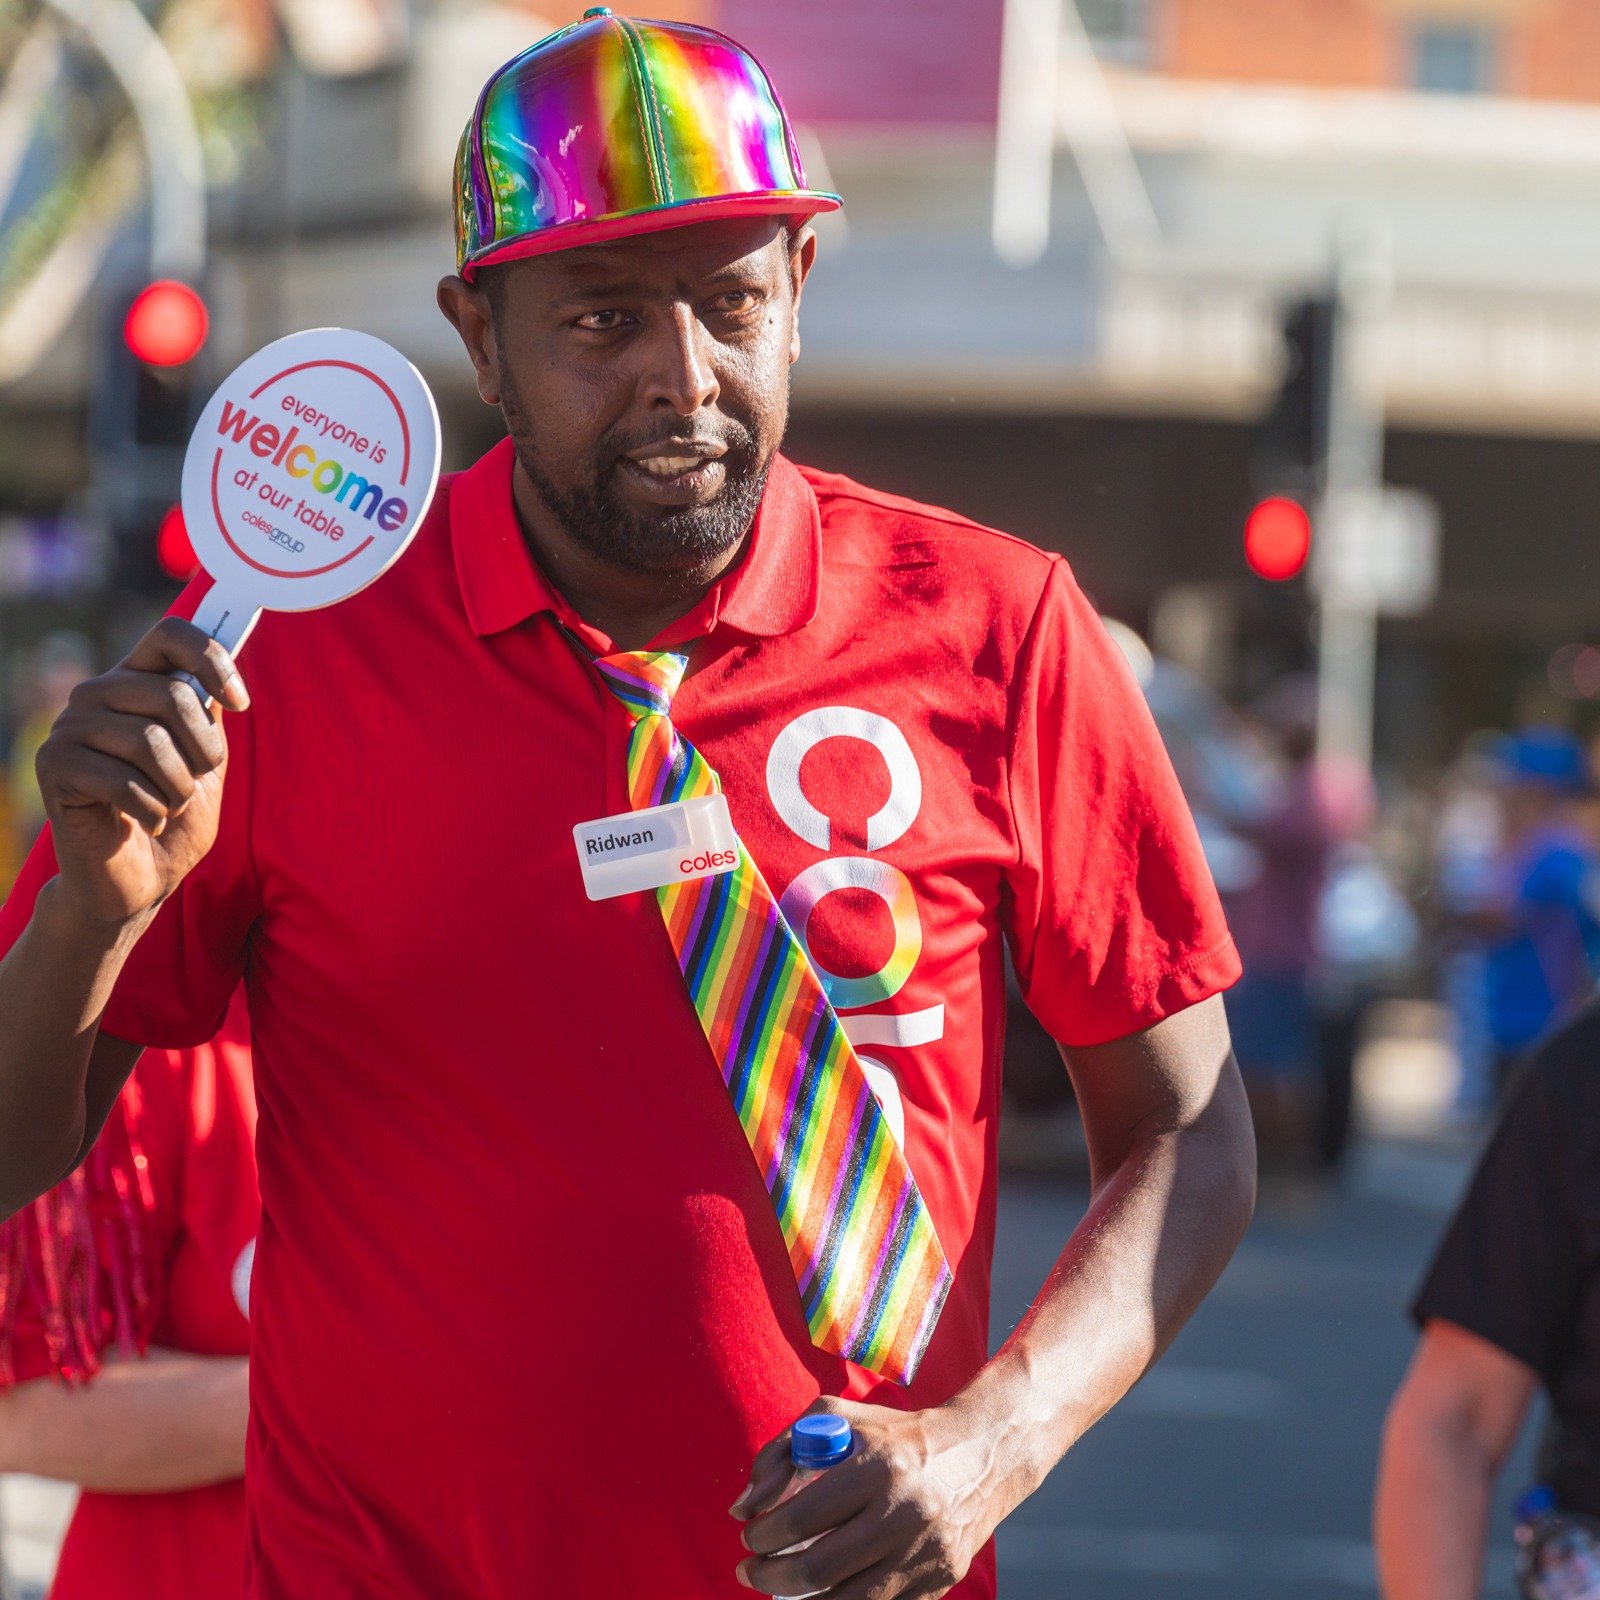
[602,420,757,463]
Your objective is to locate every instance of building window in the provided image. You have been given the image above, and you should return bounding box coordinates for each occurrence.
[1411,22,1498,94]
[1076,0,1149,65]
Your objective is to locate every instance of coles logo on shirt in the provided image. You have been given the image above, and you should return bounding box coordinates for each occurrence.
[763,705,940,1152]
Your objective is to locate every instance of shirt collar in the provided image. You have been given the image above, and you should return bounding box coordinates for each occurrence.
[451,436,821,645]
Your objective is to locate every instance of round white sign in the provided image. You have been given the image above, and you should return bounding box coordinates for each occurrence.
[180,328,441,650]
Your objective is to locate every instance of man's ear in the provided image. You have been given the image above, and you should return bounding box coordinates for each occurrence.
[787,226,818,366]
[436,275,502,406]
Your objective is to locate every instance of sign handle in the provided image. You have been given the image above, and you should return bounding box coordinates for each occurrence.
[174,584,262,710]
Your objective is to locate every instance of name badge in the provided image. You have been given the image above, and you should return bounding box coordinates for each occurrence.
[574,793,741,901]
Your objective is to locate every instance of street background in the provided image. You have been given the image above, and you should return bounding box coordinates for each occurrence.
[5,0,1600,1593]
[991,1125,1531,1598]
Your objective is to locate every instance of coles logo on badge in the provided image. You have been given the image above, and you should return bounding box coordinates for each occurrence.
[680,848,737,874]
[181,328,440,618]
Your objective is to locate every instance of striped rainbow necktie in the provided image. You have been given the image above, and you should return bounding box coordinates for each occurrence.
[593,648,951,1385]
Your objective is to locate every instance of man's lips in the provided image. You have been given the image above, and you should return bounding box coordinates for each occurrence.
[616,440,734,503]
[626,440,727,472]
[616,454,728,504]
[632,454,713,478]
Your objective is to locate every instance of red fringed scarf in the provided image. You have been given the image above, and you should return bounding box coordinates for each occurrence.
[0,1084,157,1386]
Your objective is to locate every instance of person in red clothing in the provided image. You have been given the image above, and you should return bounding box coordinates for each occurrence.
[0,990,255,1600]
[0,15,1254,1599]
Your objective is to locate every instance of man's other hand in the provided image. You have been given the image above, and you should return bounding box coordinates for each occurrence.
[731,1397,999,1598]
[36,617,249,927]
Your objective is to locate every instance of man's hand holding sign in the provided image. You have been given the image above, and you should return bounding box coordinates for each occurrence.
[0,328,437,1215]
[37,620,247,927]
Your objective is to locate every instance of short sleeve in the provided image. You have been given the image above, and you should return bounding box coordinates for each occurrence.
[1412,1057,1583,1378]
[0,578,260,1049]
[1001,558,1240,1048]
[1522,846,1592,913]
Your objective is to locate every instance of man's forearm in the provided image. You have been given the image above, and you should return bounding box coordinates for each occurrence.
[948,1065,1255,1522]
[1375,1391,1496,1598]
[0,1349,248,1493]
[732,1001,1254,1596]
[0,879,150,1213]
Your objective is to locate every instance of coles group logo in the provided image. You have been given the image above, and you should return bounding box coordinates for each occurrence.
[181,328,440,616]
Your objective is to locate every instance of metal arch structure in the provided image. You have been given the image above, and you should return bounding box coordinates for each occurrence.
[991,0,1159,269]
[38,0,206,281]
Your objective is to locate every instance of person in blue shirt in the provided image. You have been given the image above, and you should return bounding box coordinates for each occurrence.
[1482,729,1600,1088]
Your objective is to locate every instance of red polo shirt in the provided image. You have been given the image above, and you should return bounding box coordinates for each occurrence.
[2,440,1236,1599]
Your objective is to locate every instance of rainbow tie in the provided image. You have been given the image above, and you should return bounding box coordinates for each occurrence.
[593,649,951,1384]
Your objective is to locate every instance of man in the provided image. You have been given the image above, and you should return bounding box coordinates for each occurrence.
[1376,998,1600,1597]
[0,13,1253,1598]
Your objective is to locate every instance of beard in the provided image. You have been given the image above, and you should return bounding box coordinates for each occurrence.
[501,376,772,577]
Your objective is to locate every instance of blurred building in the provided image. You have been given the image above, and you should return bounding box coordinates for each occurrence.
[6,0,1600,767]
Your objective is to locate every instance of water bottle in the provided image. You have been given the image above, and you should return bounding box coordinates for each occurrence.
[771,1414,854,1600]
[1515,1487,1600,1599]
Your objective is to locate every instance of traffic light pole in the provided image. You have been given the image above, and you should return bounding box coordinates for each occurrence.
[38,0,205,280]
[1314,224,1392,774]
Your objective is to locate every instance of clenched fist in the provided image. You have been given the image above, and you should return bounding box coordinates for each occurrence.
[35,617,250,928]
[732,1397,1003,1599]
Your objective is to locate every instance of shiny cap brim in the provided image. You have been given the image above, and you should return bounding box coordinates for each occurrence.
[461,190,840,280]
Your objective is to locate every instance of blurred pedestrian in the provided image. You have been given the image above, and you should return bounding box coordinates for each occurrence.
[0,15,1254,1600]
[1480,729,1600,1091]
[0,990,255,1600]
[1435,737,1508,1117]
[1375,996,1600,1598]
[1225,677,1366,1164]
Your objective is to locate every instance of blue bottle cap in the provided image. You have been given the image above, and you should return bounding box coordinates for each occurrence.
[791,1414,853,1470]
[1518,1486,1559,1522]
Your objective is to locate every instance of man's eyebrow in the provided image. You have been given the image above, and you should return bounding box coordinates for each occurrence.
[546,258,770,306]
[549,275,646,304]
[701,262,767,286]
[704,270,764,292]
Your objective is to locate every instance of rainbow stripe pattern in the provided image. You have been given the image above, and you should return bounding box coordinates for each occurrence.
[594,649,950,1384]
[454,9,840,277]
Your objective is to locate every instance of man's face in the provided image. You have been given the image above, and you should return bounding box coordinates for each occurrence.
[441,217,814,577]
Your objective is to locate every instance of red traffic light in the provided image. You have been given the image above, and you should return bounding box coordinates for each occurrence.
[1244,496,1312,582]
[124,280,208,367]
[156,505,199,581]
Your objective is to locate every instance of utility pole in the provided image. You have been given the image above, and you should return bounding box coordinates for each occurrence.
[993,0,1063,267]
[1313,222,1393,774]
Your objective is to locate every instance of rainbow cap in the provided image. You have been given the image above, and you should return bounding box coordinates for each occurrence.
[454,9,841,278]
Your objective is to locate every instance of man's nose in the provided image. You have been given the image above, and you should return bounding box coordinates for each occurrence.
[640,304,719,416]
